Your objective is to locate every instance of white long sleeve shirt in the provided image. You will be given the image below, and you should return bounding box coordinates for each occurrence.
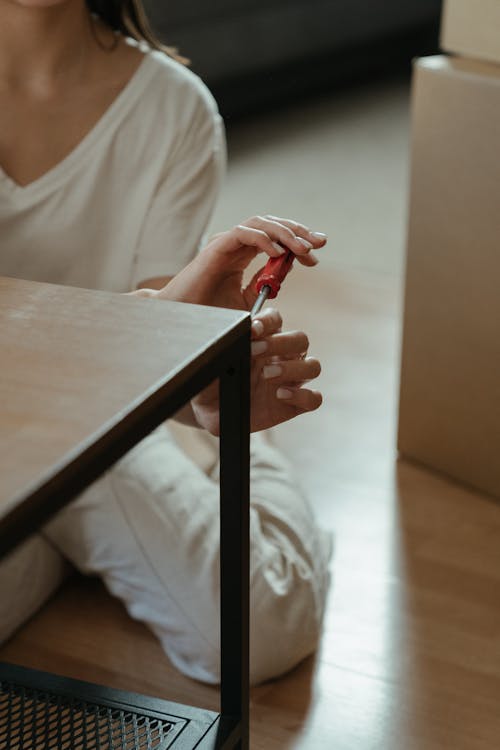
[0,49,226,292]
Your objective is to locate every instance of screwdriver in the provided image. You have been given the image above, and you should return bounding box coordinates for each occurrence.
[251,251,295,317]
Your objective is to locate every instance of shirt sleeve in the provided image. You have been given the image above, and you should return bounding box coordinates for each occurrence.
[129,90,227,289]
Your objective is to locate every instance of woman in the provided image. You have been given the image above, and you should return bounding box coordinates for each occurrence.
[0,0,332,684]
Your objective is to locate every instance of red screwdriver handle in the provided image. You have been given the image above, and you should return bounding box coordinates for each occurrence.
[255,251,295,299]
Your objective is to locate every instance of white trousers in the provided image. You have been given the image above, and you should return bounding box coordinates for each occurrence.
[1,425,332,685]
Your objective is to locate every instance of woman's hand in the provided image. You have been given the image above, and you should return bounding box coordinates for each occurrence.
[136,214,326,434]
[150,215,327,311]
[191,308,322,435]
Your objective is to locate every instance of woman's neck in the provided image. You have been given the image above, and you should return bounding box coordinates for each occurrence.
[0,2,107,96]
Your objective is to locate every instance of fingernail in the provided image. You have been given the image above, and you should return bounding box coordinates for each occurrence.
[272,242,286,254]
[309,252,319,265]
[297,237,313,249]
[276,387,293,399]
[263,364,282,379]
[252,320,264,336]
[251,340,268,356]
[310,231,327,240]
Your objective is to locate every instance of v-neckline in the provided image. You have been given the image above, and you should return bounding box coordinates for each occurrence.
[0,51,152,201]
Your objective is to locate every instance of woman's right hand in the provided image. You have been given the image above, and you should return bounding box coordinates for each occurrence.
[149,215,327,311]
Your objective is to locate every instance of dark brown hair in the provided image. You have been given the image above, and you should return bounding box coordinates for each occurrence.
[85,0,188,64]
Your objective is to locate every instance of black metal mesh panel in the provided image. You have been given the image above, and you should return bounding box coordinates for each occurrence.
[0,681,174,750]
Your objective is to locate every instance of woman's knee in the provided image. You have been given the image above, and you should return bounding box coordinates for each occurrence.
[248,549,331,685]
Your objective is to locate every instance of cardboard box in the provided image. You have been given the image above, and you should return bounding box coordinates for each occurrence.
[398,55,500,499]
[441,0,500,66]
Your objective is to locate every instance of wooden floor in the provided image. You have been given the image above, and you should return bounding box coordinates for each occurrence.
[2,266,500,749]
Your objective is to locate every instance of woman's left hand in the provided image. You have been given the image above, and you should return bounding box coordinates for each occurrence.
[191,308,322,435]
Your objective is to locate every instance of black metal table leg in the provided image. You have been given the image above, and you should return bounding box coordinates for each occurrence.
[219,337,250,750]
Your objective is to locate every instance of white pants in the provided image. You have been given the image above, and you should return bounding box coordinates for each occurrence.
[1,425,332,685]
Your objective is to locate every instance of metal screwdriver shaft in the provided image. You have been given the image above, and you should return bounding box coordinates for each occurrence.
[251,285,271,316]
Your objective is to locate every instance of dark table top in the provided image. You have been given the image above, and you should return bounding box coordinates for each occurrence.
[0,276,248,541]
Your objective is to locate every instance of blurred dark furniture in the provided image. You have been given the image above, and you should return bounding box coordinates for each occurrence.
[144,0,443,116]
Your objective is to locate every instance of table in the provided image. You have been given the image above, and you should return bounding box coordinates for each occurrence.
[0,276,250,749]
